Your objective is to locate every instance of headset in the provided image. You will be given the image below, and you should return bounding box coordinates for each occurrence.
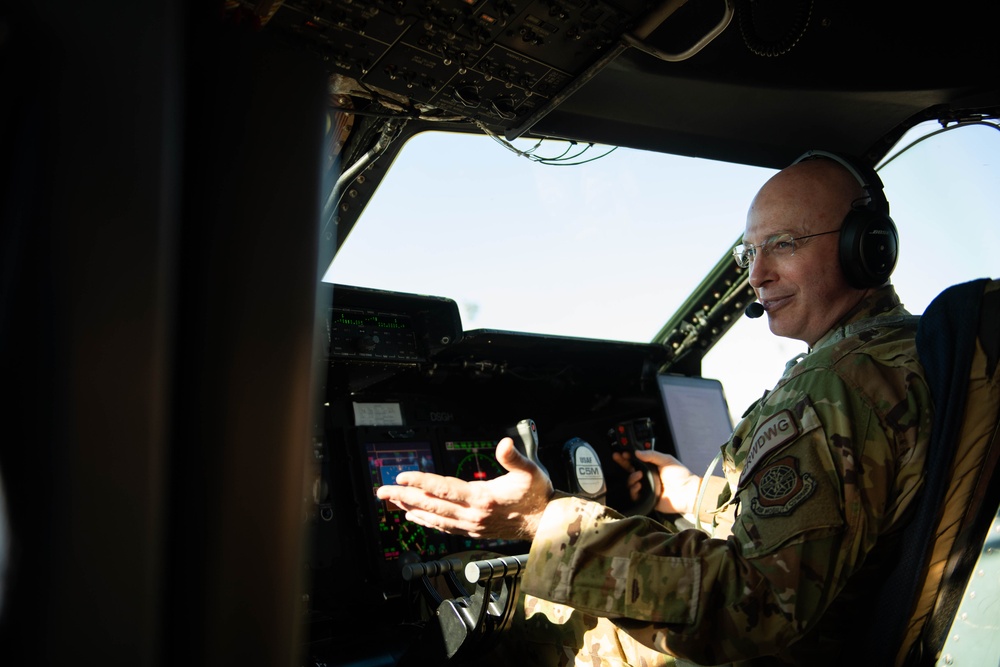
[791,149,899,289]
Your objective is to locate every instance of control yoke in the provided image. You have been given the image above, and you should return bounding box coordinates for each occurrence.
[609,417,662,517]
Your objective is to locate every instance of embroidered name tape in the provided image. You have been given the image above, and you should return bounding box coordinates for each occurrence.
[739,409,800,486]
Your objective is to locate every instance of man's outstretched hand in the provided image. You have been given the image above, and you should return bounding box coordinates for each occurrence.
[375,437,554,541]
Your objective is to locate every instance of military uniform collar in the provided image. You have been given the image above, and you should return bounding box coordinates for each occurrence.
[810,284,906,352]
[781,285,913,373]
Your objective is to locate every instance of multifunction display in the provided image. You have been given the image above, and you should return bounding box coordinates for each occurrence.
[330,308,421,360]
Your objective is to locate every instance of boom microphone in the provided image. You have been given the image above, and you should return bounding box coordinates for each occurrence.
[745,302,765,319]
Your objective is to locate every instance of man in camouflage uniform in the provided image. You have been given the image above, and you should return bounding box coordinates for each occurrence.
[377,155,933,666]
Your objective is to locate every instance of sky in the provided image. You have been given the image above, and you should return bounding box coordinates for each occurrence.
[326,122,999,418]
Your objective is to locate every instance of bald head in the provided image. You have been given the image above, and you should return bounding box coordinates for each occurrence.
[742,156,874,346]
[748,157,868,234]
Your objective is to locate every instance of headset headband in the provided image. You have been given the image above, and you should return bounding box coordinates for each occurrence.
[792,149,890,215]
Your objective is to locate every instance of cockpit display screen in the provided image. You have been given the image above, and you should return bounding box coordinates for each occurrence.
[442,439,505,482]
[364,441,450,565]
[330,308,421,360]
[441,439,523,553]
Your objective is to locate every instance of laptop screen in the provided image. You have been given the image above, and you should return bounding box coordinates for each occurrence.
[657,374,735,478]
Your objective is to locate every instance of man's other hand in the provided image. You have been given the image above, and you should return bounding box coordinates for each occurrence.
[613,449,701,516]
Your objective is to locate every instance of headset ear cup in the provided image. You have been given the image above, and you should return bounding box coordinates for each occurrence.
[839,210,899,288]
[793,149,899,288]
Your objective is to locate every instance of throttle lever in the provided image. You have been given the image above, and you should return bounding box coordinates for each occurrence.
[514,418,550,478]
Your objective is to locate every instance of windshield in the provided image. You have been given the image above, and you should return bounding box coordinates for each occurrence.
[326,133,773,341]
[325,122,1000,416]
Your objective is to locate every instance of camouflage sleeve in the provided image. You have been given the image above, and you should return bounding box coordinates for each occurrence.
[521,358,930,665]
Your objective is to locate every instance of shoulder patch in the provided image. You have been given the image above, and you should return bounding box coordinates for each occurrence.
[749,456,816,517]
[740,409,800,486]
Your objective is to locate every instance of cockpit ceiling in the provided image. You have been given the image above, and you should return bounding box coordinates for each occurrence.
[229,0,1000,167]
[530,55,1000,167]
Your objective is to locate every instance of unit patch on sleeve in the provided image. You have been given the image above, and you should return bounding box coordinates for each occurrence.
[739,409,800,486]
[749,456,816,517]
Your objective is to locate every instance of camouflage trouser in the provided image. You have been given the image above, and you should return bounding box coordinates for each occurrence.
[479,593,697,667]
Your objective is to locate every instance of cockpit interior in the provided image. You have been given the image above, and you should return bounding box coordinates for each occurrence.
[1,1,998,665]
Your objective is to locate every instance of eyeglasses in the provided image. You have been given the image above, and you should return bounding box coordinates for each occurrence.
[732,229,840,268]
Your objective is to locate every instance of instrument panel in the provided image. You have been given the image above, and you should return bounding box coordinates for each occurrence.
[308,284,691,662]
[357,429,524,590]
